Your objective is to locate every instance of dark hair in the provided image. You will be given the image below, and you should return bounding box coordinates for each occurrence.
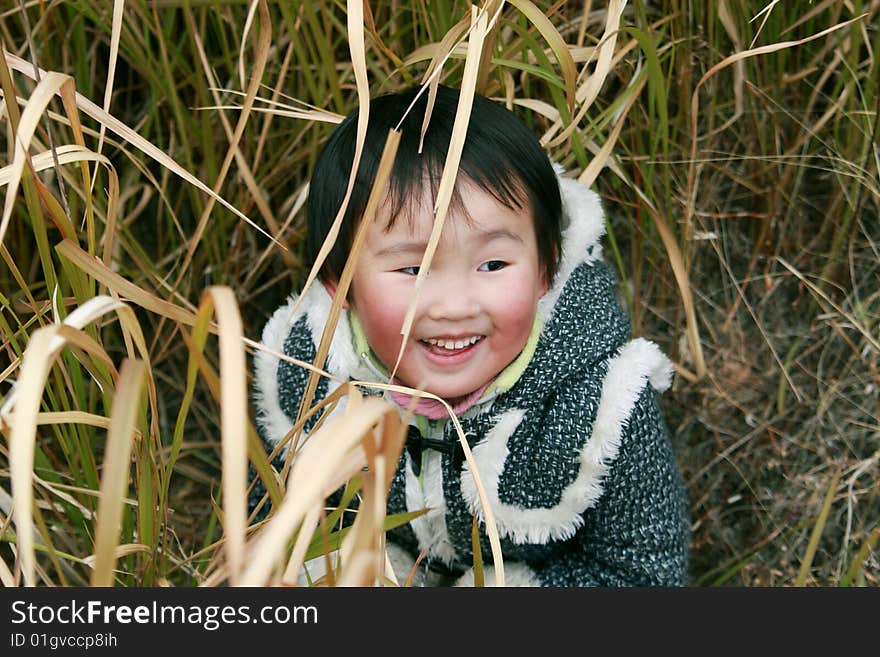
[305,85,562,284]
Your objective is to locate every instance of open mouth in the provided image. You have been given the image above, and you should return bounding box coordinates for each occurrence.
[418,335,484,355]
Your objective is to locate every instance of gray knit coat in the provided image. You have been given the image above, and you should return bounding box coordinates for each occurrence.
[251,172,690,587]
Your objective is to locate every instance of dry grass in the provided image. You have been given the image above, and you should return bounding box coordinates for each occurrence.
[0,0,877,586]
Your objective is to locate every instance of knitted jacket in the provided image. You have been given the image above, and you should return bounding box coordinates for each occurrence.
[251,172,690,587]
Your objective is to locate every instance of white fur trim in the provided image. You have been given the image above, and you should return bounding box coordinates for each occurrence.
[454,562,541,587]
[459,409,525,537]
[643,339,674,392]
[404,450,457,565]
[538,171,606,319]
[383,542,450,587]
[253,283,361,450]
[384,542,420,586]
[299,550,340,586]
[300,283,361,379]
[253,297,299,449]
[460,338,673,544]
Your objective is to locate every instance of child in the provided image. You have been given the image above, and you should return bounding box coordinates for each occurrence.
[251,85,690,586]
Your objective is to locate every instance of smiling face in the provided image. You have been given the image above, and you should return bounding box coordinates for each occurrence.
[329,179,548,401]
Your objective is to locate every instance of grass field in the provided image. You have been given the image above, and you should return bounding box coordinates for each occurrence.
[0,0,877,586]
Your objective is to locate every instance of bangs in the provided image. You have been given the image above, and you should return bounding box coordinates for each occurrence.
[380,153,530,234]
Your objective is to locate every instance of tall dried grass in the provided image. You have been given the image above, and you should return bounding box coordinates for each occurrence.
[0,0,877,587]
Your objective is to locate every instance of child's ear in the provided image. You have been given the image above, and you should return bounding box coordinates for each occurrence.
[539,272,550,297]
[322,278,351,309]
[539,248,558,297]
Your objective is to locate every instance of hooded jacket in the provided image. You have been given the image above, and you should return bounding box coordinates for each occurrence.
[251,172,690,586]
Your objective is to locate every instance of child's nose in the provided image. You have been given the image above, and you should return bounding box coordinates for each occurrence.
[422,274,480,321]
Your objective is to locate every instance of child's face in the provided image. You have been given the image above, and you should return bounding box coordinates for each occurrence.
[338,179,548,401]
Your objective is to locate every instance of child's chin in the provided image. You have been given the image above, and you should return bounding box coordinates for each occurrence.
[426,382,485,404]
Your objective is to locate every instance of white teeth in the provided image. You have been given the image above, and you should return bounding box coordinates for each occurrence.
[424,336,481,350]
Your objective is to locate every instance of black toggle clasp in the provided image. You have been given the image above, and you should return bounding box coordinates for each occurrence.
[405,426,462,476]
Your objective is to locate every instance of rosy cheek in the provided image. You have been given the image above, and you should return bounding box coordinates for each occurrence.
[500,300,535,342]
[497,277,540,330]
[353,280,411,364]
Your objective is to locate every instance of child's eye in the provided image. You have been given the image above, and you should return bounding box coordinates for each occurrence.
[478,260,507,272]
[397,266,420,276]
